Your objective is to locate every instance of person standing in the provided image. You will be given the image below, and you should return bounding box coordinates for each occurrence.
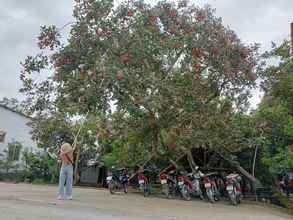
[283,173,290,198]
[58,142,76,200]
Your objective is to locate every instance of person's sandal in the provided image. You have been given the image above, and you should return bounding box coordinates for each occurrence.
[57,195,64,200]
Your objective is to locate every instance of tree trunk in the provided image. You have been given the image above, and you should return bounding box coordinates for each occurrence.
[216,150,257,184]
[186,149,198,173]
[158,154,185,176]
[252,145,258,177]
[204,148,207,168]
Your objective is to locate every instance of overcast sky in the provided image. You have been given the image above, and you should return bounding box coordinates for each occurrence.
[0,0,292,108]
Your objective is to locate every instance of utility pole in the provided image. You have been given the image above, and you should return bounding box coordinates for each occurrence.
[291,22,293,55]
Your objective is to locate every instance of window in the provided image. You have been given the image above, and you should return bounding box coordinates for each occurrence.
[7,141,22,161]
[0,130,6,143]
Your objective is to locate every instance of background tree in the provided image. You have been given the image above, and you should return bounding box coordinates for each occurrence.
[254,41,293,180]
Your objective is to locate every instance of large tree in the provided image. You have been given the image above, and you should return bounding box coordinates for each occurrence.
[20,0,261,172]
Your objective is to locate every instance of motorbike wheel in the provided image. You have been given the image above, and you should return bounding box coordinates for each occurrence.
[213,186,220,201]
[143,184,150,197]
[123,183,128,194]
[206,189,215,203]
[236,194,242,204]
[162,184,170,198]
[199,192,204,200]
[229,191,237,206]
[181,185,191,201]
[109,181,115,194]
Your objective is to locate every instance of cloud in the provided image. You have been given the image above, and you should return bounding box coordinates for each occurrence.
[0,0,73,100]
[0,0,292,109]
[197,0,293,48]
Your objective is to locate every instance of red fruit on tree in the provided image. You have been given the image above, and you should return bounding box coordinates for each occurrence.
[194,64,201,72]
[95,29,103,36]
[154,26,161,33]
[53,74,61,81]
[120,53,130,63]
[212,47,220,56]
[105,30,112,37]
[185,27,193,34]
[191,47,201,57]
[91,72,96,81]
[196,15,205,22]
[168,143,177,149]
[116,71,124,81]
[127,10,134,17]
[169,10,177,18]
[195,74,200,80]
[249,74,257,81]
[149,16,157,24]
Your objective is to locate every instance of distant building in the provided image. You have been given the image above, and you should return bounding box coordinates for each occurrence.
[0,104,37,168]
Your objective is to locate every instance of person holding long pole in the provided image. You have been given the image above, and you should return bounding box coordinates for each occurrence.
[57,142,78,200]
[57,111,89,200]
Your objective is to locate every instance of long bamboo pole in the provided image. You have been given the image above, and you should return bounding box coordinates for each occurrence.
[73,111,89,185]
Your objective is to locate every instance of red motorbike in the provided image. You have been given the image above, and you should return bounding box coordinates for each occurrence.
[177,174,192,201]
[203,173,219,203]
[225,173,242,205]
[138,170,150,197]
[159,173,170,197]
[159,170,185,199]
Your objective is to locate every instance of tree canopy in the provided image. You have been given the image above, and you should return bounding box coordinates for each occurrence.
[20,0,262,173]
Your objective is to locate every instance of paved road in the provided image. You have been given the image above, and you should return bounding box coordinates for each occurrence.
[0,183,291,220]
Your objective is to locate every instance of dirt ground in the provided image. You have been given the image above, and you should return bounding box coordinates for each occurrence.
[0,182,292,220]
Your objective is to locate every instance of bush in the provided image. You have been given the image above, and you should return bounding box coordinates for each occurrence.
[271,192,293,214]
[0,172,26,183]
[32,178,48,185]
[22,150,59,183]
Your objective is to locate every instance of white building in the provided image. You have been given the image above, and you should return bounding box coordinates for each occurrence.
[0,104,37,167]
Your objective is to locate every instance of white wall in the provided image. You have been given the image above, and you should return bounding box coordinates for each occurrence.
[0,107,37,157]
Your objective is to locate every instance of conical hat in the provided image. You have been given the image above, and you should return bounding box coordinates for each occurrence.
[60,143,73,154]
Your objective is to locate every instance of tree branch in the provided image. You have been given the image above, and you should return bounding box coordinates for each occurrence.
[166,49,184,75]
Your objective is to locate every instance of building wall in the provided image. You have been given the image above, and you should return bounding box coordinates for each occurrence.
[0,106,37,158]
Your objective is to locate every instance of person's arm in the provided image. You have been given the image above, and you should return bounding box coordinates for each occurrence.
[199,171,204,177]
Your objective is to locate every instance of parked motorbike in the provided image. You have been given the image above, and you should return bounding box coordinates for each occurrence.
[159,170,179,198]
[107,167,128,194]
[138,167,150,197]
[177,174,192,201]
[203,173,220,203]
[159,173,170,197]
[186,169,204,200]
[160,170,202,201]
[225,173,242,205]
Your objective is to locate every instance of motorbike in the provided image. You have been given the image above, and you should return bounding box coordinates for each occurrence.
[138,168,150,197]
[159,170,179,198]
[203,173,220,203]
[177,174,192,201]
[159,173,170,197]
[186,171,204,200]
[107,167,128,194]
[225,173,242,205]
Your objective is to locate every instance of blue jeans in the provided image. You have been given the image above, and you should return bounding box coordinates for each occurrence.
[58,164,73,198]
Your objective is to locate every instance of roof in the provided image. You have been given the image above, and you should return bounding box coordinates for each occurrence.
[0,103,31,119]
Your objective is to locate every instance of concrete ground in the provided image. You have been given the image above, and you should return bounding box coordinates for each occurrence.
[0,182,292,220]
